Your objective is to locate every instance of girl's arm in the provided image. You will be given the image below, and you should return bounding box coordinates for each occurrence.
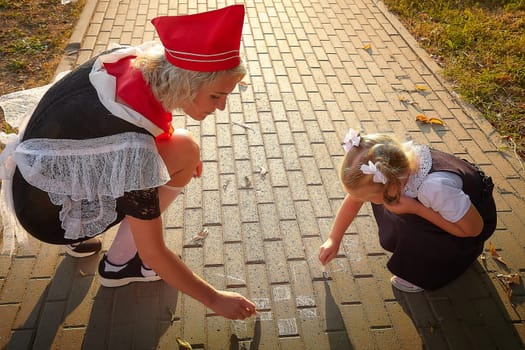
[385,196,484,237]
[128,215,256,320]
[319,194,363,265]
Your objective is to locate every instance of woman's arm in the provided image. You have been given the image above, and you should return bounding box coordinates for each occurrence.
[319,194,363,265]
[384,196,484,237]
[128,215,256,320]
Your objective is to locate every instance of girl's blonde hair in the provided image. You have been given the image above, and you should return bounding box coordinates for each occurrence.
[340,133,417,204]
[133,45,246,111]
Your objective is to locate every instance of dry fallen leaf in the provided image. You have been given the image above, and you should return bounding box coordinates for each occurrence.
[497,273,521,285]
[398,95,419,106]
[488,241,508,267]
[189,228,209,246]
[482,243,521,304]
[176,336,193,350]
[232,121,254,132]
[222,178,231,191]
[244,175,252,188]
[496,273,521,300]
[259,166,268,180]
[416,114,444,125]
[167,306,177,325]
[488,242,497,255]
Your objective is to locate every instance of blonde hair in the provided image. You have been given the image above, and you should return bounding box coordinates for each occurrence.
[340,133,417,204]
[133,44,246,111]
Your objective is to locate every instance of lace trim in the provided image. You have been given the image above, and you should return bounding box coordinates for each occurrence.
[0,82,57,254]
[14,132,170,240]
[403,145,432,198]
[0,132,28,254]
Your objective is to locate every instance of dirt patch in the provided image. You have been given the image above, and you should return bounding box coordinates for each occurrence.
[0,0,84,124]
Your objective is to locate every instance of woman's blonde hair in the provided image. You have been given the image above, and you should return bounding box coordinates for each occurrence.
[133,45,246,111]
[340,133,417,204]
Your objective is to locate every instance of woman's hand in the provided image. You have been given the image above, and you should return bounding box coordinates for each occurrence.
[318,237,341,266]
[209,290,257,320]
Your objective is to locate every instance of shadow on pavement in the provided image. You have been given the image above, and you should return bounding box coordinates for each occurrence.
[83,279,177,349]
[5,254,178,349]
[394,261,524,350]
[324,280,355,350]
[5,254,98,349]
[229,317,261,350]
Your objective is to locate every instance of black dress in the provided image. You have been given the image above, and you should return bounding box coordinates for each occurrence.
[12,55,163,245]
[372,149,497,290]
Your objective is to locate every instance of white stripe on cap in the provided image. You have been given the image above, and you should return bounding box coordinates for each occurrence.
[165,48,239,58]
[165,51,239,63]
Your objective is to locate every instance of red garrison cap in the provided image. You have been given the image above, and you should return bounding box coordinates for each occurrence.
[151,4,245,72]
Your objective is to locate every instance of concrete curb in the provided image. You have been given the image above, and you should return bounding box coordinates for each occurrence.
[54,0,98,77]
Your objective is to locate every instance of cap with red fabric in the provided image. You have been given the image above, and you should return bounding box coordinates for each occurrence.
[151,4,245,72]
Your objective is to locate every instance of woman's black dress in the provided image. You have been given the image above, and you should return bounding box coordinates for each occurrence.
[12,56,162,244]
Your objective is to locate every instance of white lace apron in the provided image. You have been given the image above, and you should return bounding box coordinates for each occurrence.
[14,132,169,241]
[0,44,172,254]
[0,83,53,255]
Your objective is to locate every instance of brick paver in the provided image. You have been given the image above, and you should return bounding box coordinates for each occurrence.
[1,0,524,349]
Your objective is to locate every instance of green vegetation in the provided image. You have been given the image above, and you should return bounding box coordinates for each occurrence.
[0,0,84,139]
[0,0,84,95]
[383,0,525,159]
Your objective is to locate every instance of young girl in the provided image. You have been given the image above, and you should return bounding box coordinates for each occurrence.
[318,129,497,292]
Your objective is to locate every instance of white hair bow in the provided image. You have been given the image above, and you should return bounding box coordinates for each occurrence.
[343,128,361,152]
[360,161,387,184]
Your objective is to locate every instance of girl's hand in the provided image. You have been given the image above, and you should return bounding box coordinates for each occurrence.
[383,195,420,215]
[318,237,341,265]
[209,290,257,320]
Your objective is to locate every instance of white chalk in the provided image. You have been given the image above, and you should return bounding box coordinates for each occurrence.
[322,265,328,279]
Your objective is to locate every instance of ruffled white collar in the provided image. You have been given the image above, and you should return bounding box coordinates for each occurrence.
[403,144,432,198]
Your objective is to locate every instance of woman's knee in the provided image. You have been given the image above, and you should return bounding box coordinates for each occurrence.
[157,128,201,186]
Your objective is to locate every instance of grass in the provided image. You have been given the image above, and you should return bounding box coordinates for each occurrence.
[0,0,84,96]
[0,0,84,139]
[382,0,525,160]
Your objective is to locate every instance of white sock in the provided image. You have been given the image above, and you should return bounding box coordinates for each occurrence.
[106,219,137,265]
[106,185,183,267]
[104,260,127,272]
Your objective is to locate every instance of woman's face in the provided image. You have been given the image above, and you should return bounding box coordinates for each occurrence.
[182,73,243,121]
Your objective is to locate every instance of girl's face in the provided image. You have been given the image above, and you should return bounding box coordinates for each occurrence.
[346,176,409,205]
[182,73,243,121]
[347,186,384,204]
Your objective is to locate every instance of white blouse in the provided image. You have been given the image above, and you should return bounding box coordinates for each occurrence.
[403,145,471,223]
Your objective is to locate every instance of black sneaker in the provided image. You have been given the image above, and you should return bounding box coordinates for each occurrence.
[64,237,102,258]
[98,253,161,287]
